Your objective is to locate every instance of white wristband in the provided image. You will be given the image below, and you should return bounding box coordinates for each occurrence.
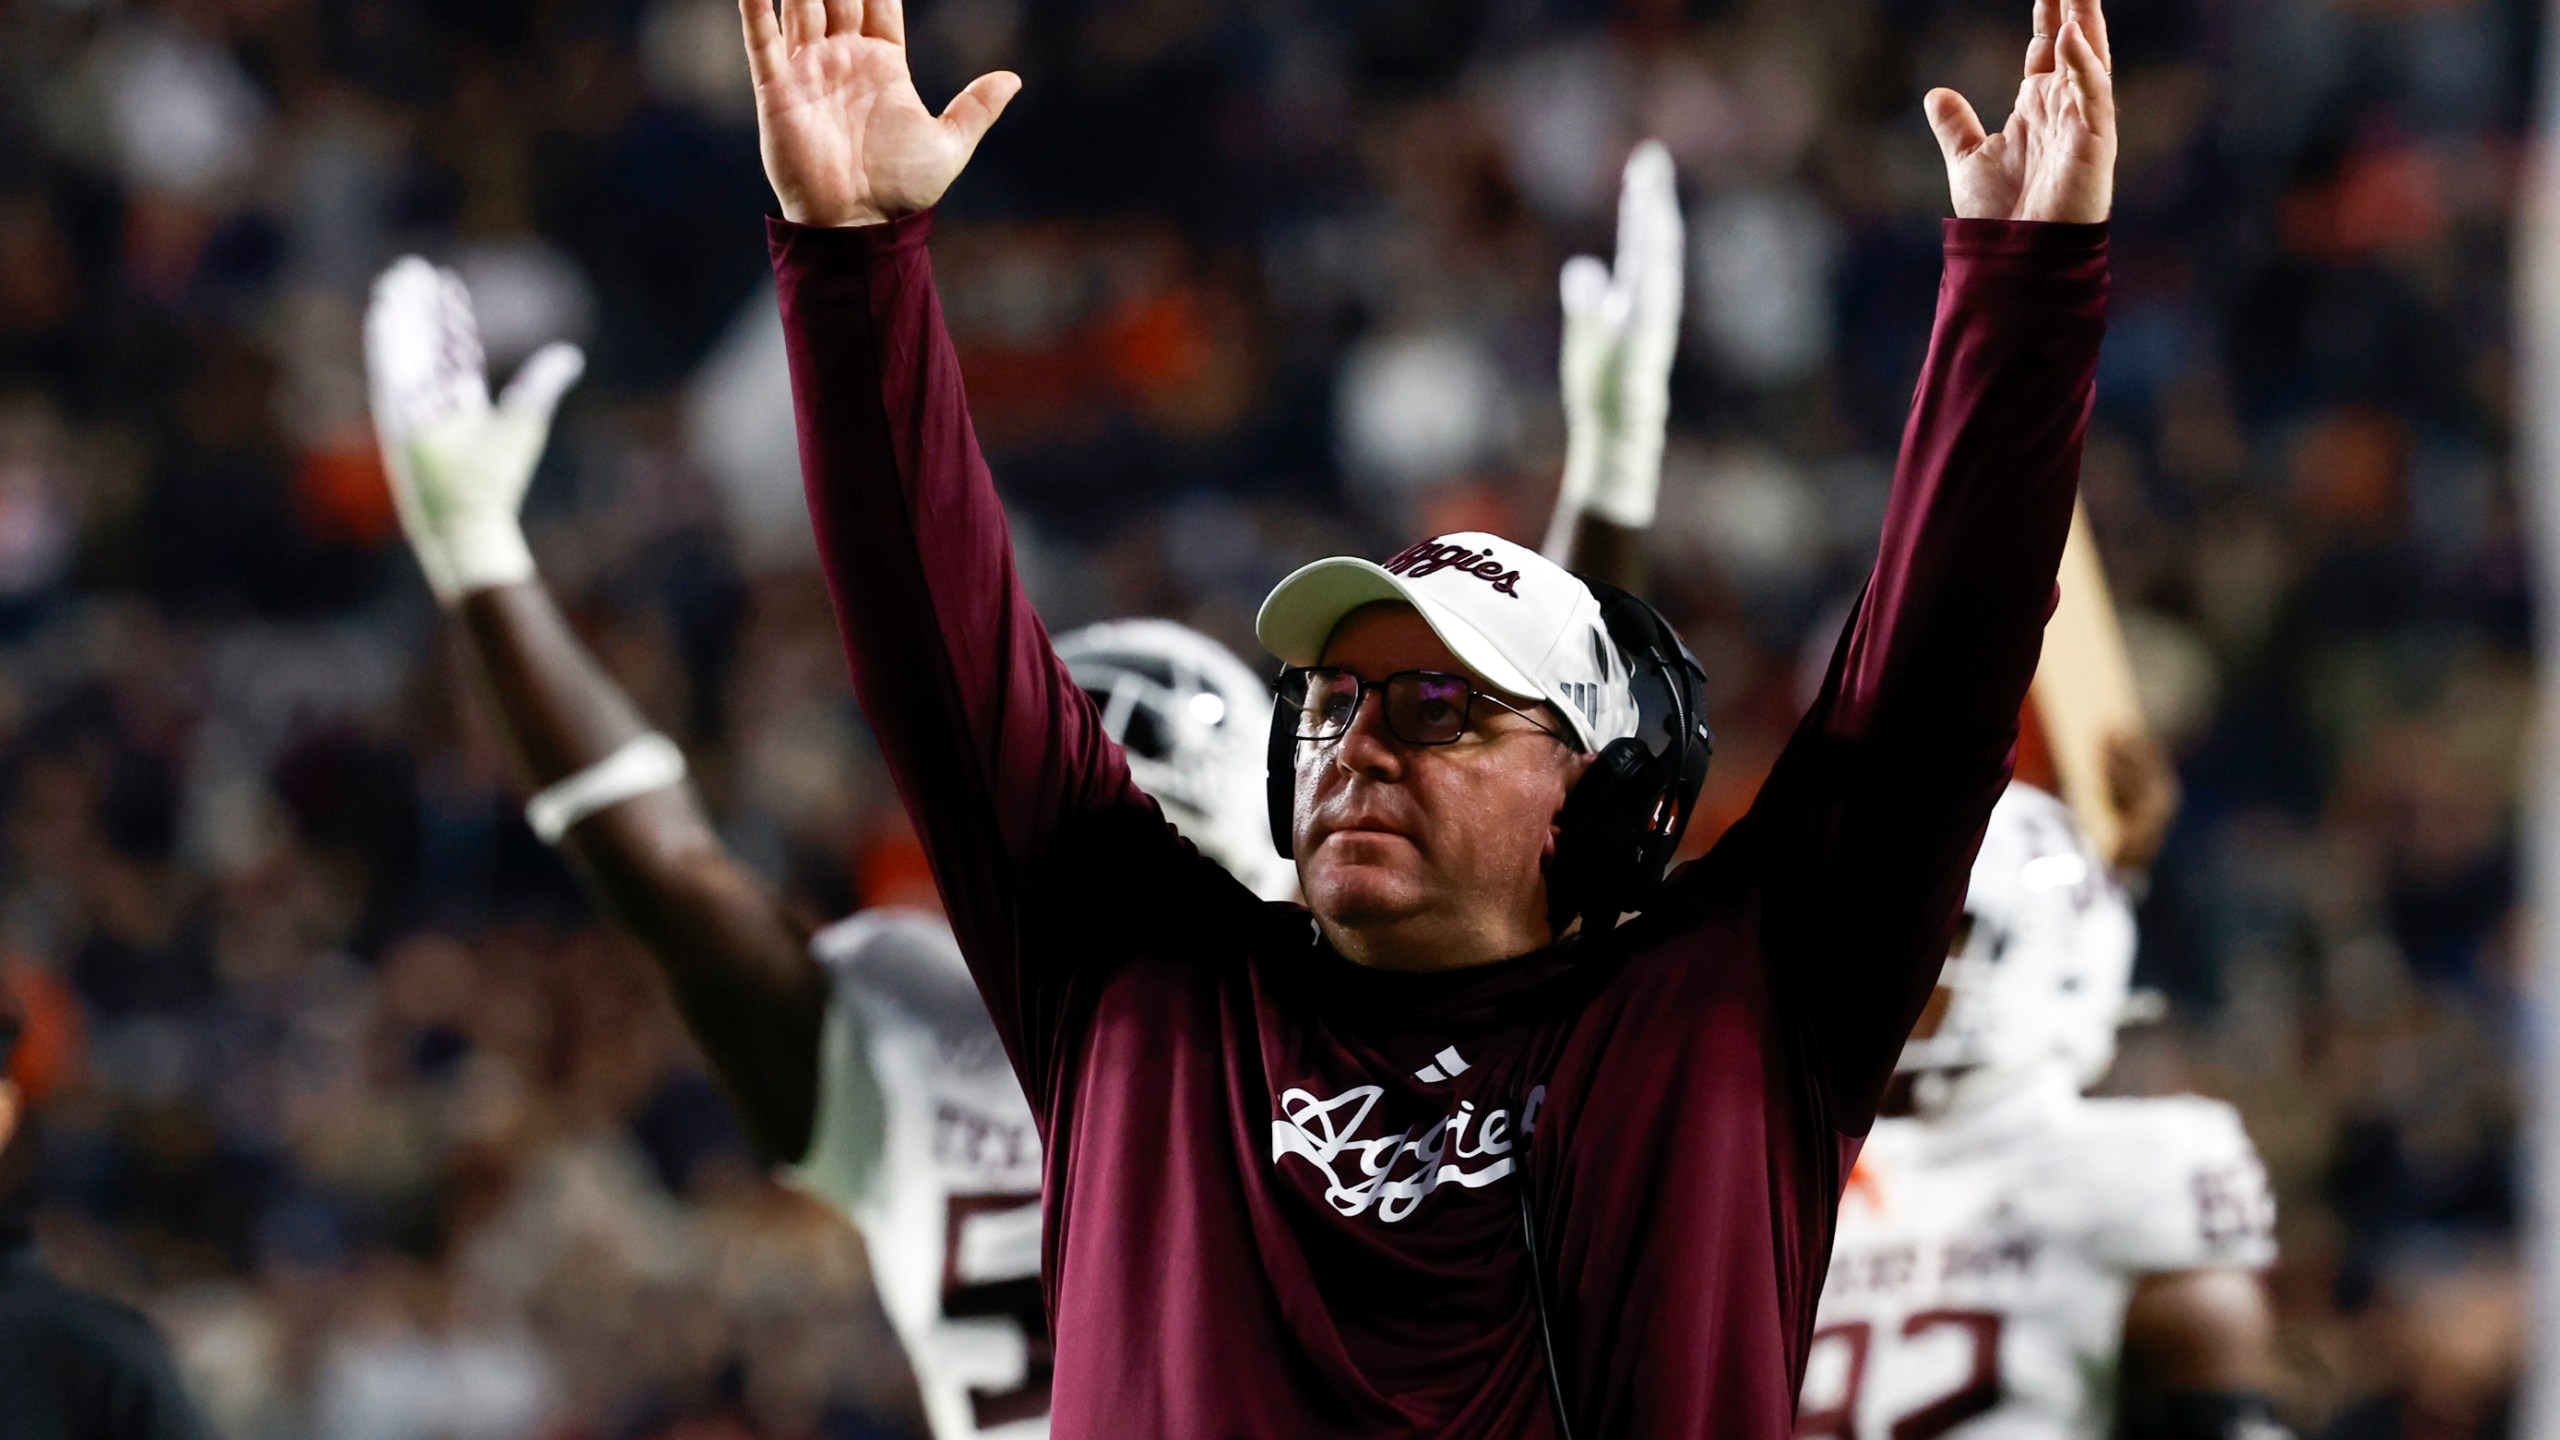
[439,514,538,601]
[525,734,688,844]
[1589,431,1665,529]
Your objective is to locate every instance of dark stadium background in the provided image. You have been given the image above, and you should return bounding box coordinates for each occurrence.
[0,0,2531,1434]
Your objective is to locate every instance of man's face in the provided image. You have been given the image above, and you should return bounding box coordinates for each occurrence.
[1293,604,1590,970]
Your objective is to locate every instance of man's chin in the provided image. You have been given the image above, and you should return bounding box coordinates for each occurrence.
[1302,860,1426,931]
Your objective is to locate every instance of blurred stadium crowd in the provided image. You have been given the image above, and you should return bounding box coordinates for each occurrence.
[0,0,2534,1435]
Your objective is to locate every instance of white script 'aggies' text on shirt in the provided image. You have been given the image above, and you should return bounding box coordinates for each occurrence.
[785,910,1049,1440]
[1797,1078,2275,1440]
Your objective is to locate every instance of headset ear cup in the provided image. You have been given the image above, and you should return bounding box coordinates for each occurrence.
[1549,737,1654,932]
[1266,691,1297,859]
[1554,577,1716,936]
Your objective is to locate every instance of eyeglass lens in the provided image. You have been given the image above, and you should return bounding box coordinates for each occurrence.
[1293,669,1476,746]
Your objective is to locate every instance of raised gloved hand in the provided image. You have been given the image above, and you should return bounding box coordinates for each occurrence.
[364,257,585,604]
[1552,141,1684,541]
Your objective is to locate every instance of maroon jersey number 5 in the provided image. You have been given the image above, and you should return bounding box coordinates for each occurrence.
[1798,1310,2004,1440]
[940,1192,1052,1431]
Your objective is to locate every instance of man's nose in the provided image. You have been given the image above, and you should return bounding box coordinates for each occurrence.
[1332,696,1405,782]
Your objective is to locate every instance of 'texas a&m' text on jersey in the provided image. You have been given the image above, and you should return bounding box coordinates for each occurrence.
[786,910,1049,1440]
[1798,1077,2275,1440]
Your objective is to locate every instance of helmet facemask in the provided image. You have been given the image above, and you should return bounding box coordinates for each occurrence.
[1058,619,1299,901]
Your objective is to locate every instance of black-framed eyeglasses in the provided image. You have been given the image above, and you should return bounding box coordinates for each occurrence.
[1279,666,1569,748]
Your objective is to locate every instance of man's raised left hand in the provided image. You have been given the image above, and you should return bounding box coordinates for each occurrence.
[1926,0,2117,225]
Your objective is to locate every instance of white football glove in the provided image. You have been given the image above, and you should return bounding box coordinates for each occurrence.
[1549,141,1684,545]
[364,257,585,604]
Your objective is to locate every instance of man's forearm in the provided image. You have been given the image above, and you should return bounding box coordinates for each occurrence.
[1826,220,2108,747]
[452,582,826,1162]
[772,210,1159,1100]
[770,209,1083,878]
[1747,221,2108,1122]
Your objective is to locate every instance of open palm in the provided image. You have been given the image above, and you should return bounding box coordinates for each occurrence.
[740,0,1021,227]
[1928,0,2117,225]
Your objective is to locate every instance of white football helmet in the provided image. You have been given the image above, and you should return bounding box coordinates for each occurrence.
[1056,619,1297,901]
[1898,783,2142,1116]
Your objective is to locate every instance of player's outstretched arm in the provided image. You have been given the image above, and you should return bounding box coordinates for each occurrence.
[1738,0,2116,1127]
[1544,141,1683,592]
[2118,1269,2297,1439]
[455,588,829,1163]
[366,260,827,1166]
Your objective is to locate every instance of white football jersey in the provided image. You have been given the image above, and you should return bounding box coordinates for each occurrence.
[785,910,1050,1440]
[1798,1076,2275,1440]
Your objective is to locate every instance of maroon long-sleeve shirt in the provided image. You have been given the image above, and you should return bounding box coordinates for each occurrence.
[771,210,2106,1439]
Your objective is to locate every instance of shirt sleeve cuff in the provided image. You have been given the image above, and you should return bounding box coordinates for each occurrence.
[1940,217,2109,258]
[766,207,939,262]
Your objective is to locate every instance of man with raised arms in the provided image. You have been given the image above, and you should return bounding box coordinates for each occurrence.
[360,135,1683,1437]
[745,0,2115,1428]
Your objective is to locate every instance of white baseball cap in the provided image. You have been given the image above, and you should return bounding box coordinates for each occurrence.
[1255,531,1637,752]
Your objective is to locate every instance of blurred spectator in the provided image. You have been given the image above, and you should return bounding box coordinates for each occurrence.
[0,972,213,1440]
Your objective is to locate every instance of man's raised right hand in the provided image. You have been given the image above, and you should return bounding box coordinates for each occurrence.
[740,0,1021,228]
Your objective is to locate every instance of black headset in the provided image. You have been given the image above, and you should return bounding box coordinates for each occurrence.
[1263,576,1712,937]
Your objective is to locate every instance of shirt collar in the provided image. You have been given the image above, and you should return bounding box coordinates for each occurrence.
[1279,921,1607,1032]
